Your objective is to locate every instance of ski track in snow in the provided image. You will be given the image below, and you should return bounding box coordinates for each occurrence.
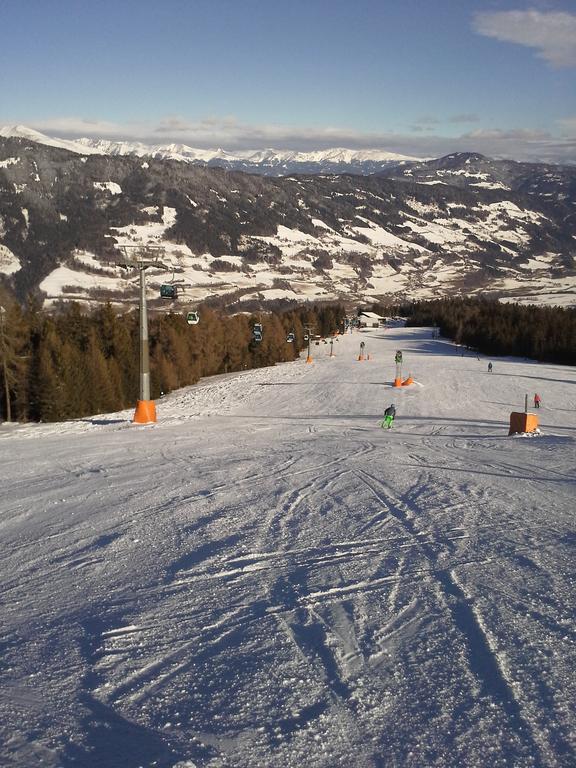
[1,326,575,768]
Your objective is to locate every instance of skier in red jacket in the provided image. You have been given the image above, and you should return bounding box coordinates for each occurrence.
[534,393,541,409]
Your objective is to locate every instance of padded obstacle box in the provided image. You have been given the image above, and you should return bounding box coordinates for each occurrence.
[509,412,539,435]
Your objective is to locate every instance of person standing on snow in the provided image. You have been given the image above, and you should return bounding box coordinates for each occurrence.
[534,393,541,408]
[382,404,396,429]
[488,362,493,373]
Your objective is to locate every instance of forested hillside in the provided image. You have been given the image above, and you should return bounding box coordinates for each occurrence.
[1,136,575,310]
[0,301,345,422]
[399,298,576,364]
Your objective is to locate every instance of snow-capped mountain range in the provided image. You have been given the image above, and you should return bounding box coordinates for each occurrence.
[0,126,575,310]
[0,125,421,175]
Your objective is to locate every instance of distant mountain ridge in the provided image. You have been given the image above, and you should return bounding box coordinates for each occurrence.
[0,130,575,311]
[0,125,423,176]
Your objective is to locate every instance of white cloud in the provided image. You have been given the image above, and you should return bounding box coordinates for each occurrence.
[28,115,393,150]
[464,128,550,141]
[2,114,575,164]
[449,113,480,124]
[414,115,440,126]
[558,115,576,137]
[472,10,576,67]
[27,116,129,137]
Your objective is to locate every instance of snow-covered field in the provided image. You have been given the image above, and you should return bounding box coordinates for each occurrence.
[1,327,575,768]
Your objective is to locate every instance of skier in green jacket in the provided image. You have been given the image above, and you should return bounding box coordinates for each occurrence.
[382,404,396,429]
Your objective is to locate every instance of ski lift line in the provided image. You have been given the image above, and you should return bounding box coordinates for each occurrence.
[114,243,168,270]
[115,258,168,270]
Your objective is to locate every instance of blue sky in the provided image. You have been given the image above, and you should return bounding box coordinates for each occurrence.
[1,0,575,162]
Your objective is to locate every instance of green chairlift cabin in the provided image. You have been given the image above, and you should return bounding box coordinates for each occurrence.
[160,284,177,299]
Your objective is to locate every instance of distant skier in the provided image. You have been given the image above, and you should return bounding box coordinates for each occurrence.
[488,362,493,373]
[534,393,541,409]
[382,404,396,429]
[395,350,403,364]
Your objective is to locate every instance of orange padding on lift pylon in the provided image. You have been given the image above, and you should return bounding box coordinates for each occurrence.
[133,399,157,424]
[306,356,313,363]
[402,376,414,386]
[358,354,365,361]
[509,412,538,435]
[393,378,403,387]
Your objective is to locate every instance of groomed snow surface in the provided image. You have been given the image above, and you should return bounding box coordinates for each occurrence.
[1,326,575,768]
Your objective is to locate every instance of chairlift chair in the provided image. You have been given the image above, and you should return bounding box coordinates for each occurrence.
[252,322,263,342]
[286,332,295,343]
[186,311,200,325]
[160,284,177,300]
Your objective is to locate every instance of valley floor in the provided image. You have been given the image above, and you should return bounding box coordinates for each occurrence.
[1,326,575,768]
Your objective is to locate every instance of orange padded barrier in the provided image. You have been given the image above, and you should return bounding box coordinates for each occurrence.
[509,412,539,435]
[402,376,414,386]
[393,378,403,387]
[133,399,157,424]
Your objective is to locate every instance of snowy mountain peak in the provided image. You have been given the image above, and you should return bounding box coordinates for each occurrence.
[2,129,574,311]
[0,124,102,155]
[0,124,49,141]
[0,124,425,173]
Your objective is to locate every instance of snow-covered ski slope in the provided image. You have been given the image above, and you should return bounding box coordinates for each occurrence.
[1,326,575,768]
